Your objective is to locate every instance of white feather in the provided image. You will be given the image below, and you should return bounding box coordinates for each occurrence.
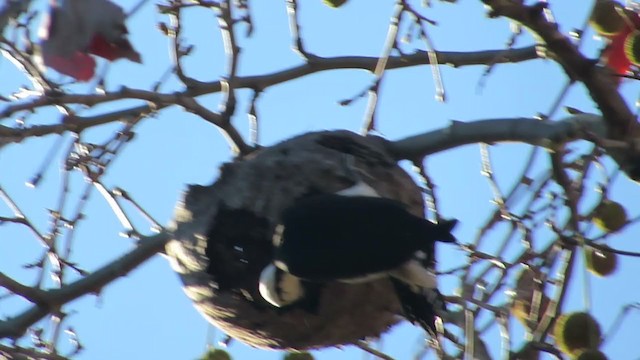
[259,264,304,307]
[335,182,380,198]
[389,260,438,290]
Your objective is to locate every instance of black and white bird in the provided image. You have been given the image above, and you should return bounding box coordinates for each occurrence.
[259,182,457,335]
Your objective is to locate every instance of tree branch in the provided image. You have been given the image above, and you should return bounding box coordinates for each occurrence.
[0,273,47,304]
[386,114,607,161]
[481,0,638,139]
[0,343,69,360]
[0,233,170,340]
[0,46,538,146]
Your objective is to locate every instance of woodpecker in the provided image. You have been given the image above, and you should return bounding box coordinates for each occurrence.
[259,182,456,335]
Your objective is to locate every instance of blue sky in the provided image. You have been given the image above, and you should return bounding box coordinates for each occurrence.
[1,0,639,359]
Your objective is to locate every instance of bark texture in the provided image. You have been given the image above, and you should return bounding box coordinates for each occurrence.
[166,130,425,350]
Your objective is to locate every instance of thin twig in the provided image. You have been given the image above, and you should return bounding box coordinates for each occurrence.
[361,1,403,134]
[0,233,170,340]
[355,340,395,360]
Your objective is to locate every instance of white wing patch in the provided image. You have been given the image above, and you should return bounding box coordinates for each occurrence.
[335,182,380,198]
[259,264,303,307]
[389,260,437,290]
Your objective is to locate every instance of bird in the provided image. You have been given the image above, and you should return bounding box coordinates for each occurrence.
[259,181,456,335]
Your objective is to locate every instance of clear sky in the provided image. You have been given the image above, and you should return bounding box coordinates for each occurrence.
[1,1,639,359]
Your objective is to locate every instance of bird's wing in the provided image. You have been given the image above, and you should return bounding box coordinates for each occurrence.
[276,195,432,281]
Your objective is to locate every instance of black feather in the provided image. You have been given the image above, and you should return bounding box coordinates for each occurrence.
[275,194,457,281]
[390,278,446,336]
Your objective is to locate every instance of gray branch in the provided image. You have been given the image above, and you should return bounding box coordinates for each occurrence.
[386,114,608,161]
[481,0,637,139]
[0,46,538,147]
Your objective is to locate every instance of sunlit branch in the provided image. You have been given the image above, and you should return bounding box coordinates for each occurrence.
[411,161,441,221]
[0,46,539,144]
[464,309,475,360]
[166,5,198,87]
[355,340,394,360]
[0,38,54,93]
[387,114,608,161]
[481,0,638,139]
[0,343,69,360]
[533,249,576,342]
[479,143,509,219]
[285,0,312,59]
[94,182,136,237]
[112,187,163,233]
[361,2,403,134]
[248,90,261,146]
[216,0,239,108]
[496,312,511,360]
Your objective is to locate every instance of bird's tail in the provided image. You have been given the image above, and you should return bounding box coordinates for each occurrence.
[431,218,458,243]
[390,278,447,337]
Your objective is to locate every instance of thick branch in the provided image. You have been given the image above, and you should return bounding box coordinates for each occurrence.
[0,273,47,304]
[0,233,169,340]
[481,0,638,139]
[0,343,69,360]
[0,46,538,145]
[387,114,607,161]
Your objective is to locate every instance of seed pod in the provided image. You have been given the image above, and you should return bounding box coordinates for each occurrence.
[589,0,626,36]
[625,31,640,65]
[553,312,602,357]
[585,245,618,277]
[592,200,628,233]
[323,0,348,8]
[575,349,609,360]
[199,348,232,360]
[283,352,314,360]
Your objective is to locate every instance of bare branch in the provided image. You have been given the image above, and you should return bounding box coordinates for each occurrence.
[355,340,395,360]
[0,233,170,340]
[94,182,136,237]
[285,0,313,59]
[0,46,538,145]
[0,343,69,360]
[387,114,608,161]
[0,273,47,304]
[481,0,639,139]
[361,2,403,134]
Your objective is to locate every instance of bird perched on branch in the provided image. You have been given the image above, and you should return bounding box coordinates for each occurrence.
[259,181,456,335]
